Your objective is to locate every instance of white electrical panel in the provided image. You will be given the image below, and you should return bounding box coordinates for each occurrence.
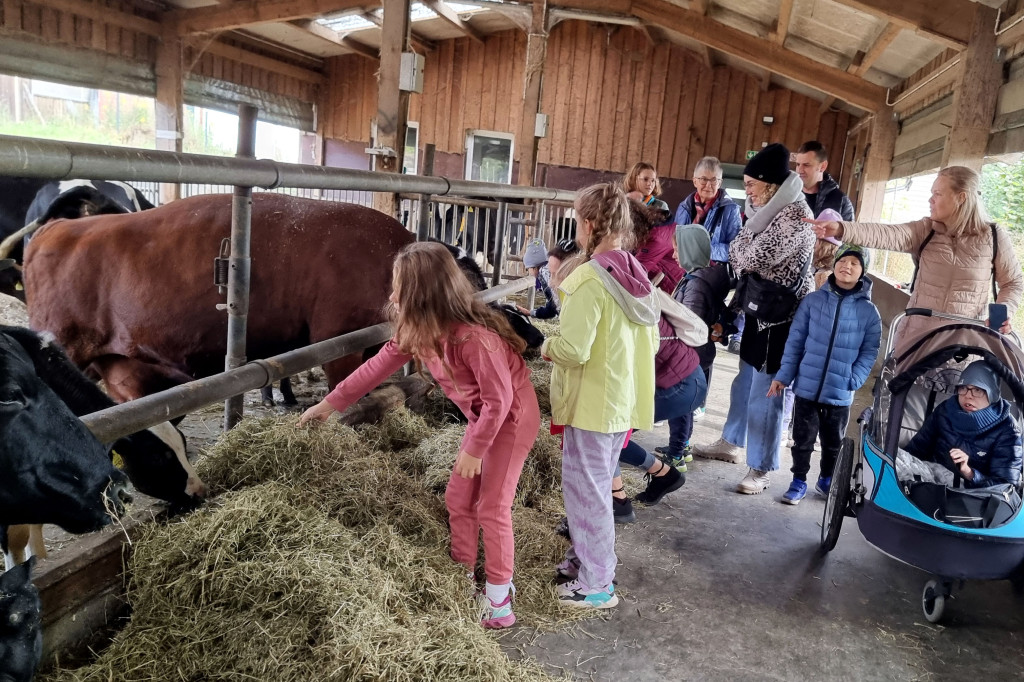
[399,52,425,93]
[534,113,549,138]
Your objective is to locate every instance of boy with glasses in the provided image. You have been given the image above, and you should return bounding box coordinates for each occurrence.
[897,360,1023,488]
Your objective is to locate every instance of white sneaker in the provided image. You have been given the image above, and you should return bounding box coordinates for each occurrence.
[693,407,706,422]
[692,437,744,464]
[737,468,770,494]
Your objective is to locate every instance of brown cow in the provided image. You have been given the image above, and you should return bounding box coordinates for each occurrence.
[24,193,414,401]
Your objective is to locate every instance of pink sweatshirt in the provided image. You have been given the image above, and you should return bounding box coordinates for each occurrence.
[325,323,534,457]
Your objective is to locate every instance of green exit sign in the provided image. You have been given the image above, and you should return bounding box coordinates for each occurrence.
[745,150,758,160]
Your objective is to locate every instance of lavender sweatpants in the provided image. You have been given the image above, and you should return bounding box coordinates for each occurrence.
[562,426,629,591]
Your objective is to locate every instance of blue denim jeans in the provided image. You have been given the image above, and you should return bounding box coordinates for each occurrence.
[619,367,708,469]
[721,360,785,472]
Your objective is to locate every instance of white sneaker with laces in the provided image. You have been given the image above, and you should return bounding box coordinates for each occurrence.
[737,468,770,494]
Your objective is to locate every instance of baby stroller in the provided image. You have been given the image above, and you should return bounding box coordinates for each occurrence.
[821,308,1024,623]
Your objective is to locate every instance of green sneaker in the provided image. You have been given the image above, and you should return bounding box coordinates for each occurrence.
[656,451,687,473]
[655,444,693,463]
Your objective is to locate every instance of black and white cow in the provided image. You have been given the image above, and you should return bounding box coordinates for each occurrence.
[432,198,526,268]
[0,556,41,682]
[0,179,155,299]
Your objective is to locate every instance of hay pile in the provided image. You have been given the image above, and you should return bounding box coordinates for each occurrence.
[45,414,581,681]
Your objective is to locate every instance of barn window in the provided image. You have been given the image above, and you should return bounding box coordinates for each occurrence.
[404,122,419,174]
[465,131,514,184]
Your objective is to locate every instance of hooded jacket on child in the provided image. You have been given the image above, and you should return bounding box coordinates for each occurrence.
[543,250,659,433]
[773,248,881,407]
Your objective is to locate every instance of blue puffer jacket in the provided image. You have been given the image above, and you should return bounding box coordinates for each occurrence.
[774,276,881,406]
[674,190,742,264]
[907,397,1023,488]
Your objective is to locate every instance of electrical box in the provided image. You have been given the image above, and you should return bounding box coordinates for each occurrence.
[399,53,425,93]
[534,112,548,138]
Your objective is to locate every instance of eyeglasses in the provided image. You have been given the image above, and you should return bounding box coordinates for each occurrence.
[743,180,764,191]
[957,385,987,398]
[694,177,722,186]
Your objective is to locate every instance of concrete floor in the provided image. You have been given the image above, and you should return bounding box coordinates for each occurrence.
[516,350,1024,682]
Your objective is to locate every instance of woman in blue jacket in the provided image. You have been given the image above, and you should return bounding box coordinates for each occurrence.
[674,156,742,265]
[769,245,881,504]
[905,360,1023,489]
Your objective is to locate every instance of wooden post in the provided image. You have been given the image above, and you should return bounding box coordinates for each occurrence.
[857,106,897,222]
[373,0,411,217]
[516,0,548,187]
[941,4,1001,172]
[154,25,183,204]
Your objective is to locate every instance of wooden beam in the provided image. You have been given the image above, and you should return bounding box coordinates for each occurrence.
[821,23,901,112]
[422,0,485,43]
[201,41,325,83]
[852,22,901,77]
[291,20,380,59]
[638,22,660,46]
[30,0,160,36]
[373,0,410,216]
[996,8,1024,49]
[362,11,436,52]
[155,24,183,204]
[772,0,794,45]
[689,0,708,14]
[889,54,962,115]
[942,4,1002,171]
[173,0,369,36]
[633,0,887,111]
[830,0,973,50]
[516,0,548,186]
[857,107,897,221]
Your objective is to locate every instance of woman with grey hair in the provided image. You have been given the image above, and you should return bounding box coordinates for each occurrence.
[674,156,742,265]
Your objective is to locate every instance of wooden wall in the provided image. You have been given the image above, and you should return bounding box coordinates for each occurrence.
[321,21,858,183]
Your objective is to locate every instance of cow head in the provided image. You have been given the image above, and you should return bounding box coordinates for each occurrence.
[0,333,130,533]
[0,557,41,682]
[114,422,207,512]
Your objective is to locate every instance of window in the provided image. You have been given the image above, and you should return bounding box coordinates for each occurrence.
[465,130,514,184]
[403,122,419,175]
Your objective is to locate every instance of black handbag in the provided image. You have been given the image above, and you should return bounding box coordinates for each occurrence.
[903,480,1021,529]
[736,251,813,324]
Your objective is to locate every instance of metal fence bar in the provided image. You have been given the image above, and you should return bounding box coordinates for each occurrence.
[0,135,576,202]
[80,276,535,444]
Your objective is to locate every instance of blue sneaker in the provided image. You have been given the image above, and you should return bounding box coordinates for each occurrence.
[815,476,832,497]
[556,579,619,609]
[781,479,807,505]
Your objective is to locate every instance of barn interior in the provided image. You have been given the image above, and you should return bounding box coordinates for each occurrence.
[4,0,1024,679]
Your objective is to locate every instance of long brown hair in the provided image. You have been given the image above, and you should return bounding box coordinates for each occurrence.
[389,242,526,363]
[938,166,989,238]
[628,197,668,248]
[575,183,634,260]
[622,161,663,197]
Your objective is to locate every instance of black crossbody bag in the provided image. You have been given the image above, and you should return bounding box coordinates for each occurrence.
[735,250,813,325]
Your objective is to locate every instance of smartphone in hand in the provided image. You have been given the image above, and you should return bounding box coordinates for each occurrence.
[989,303,1008,331]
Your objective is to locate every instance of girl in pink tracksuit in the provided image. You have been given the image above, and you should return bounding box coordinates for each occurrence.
[299,241,540,629]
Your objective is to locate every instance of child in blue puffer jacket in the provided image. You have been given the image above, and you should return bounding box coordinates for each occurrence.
[768,244,881,505]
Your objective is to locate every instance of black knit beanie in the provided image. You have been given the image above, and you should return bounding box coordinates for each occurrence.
[743,143,791,185]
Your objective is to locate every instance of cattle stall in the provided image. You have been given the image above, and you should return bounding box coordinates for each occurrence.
[0,131,570,668]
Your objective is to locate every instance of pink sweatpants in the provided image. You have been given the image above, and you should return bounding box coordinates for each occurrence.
[444,387,540,584]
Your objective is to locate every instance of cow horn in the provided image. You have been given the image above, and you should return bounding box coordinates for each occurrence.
[0,219,41,259]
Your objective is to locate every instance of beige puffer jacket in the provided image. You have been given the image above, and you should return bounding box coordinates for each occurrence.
[841,218,1024,347]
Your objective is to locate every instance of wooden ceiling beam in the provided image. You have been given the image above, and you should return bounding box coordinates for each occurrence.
[772,0,794,45]
[821,22,901,112]
[996,8,1024,49]
[361,10,437,52]
[830,0,973,50]
[289,19,380,59]
[422,0,485,43]
[172,0,371,36]
[633,0,886,111]
[199,41,325,83]
[31,0,160,36]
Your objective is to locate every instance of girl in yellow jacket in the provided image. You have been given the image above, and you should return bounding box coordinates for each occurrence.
[542,183,660,609]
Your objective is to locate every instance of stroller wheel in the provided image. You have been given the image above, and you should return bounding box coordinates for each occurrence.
[922,580,948,623]
[820,438,854,553]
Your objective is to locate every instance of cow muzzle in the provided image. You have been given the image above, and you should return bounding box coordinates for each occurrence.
[102,479,133,519]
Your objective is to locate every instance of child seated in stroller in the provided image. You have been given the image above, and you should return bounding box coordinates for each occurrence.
[897,360,1023,488]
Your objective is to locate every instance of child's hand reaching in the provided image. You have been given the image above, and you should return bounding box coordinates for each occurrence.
[949,448,974,480]
[298,400,336,426]
[454,450,483,478]
[767,380,785,397]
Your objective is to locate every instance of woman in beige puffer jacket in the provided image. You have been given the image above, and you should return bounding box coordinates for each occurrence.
[810,166,1023,347]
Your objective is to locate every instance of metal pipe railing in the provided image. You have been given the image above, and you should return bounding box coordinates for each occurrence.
[80,276,535,444]
[0,135,576,202]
